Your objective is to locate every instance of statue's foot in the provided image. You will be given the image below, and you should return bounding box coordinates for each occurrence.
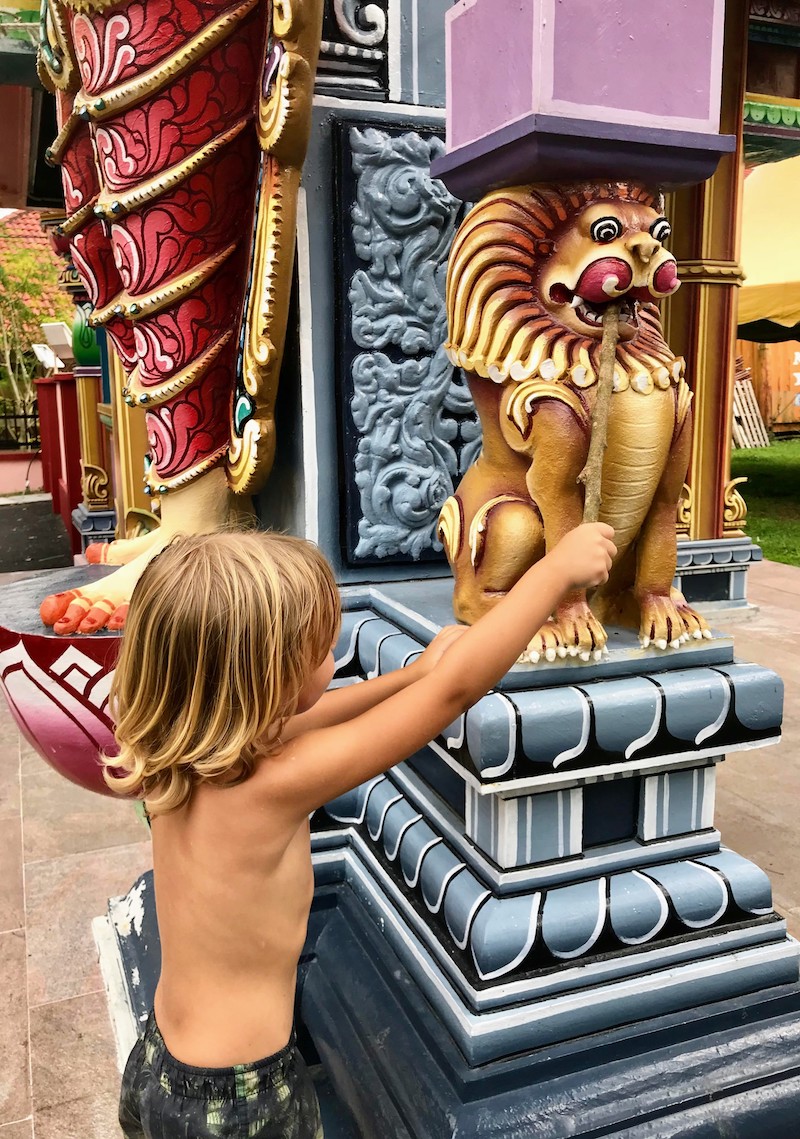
[522,601,608,664]
[85,527,162,566]
[638,587,712,650]
[555,599,609,661]
[41,531,170,635]
[520,619,563,664]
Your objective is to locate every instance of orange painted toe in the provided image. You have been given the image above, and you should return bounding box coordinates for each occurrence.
[78,599,116,634]
[107,603,129,632]
[53,597,92,636]
[85,543,109,565]
[40,590,80,626]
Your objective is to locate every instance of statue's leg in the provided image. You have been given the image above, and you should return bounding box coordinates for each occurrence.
[524,402,610,659]
[609,408,710,648]
[39,0,280,632]
[442,476,544,615]
[85,527,163,565]
[41,467,233,633]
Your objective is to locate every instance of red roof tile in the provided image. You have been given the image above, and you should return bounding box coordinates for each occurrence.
[0,208,53,249]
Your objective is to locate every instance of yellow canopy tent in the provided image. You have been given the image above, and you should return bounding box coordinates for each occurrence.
[739,154,800,341]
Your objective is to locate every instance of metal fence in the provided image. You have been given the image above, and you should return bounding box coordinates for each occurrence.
[0,401,40,450]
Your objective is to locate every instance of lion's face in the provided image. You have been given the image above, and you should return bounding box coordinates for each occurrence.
[539,201,680,344]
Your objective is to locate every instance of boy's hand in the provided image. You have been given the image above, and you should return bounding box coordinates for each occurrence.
[550,523,617,591]
[411,625,468,677]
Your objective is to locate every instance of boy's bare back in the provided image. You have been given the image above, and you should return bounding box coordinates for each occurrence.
[152,761,312,1067]
[110,524,615,1094]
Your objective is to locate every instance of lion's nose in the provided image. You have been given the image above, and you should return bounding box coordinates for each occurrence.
[627,234,660,264]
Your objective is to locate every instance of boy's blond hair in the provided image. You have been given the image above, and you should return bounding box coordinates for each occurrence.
[105,531,340,816]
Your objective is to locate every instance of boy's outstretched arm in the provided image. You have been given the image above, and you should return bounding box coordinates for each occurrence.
[268,523,616,817]
[282,627,467,739]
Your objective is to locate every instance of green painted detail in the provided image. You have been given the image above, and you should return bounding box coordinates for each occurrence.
[744,99,800,128]
[749,19,800,48]
[234,391,253,435]
[744,99,800,165]
[72,303,101,367]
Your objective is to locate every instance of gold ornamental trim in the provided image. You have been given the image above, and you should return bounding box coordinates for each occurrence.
[437,496,463,562]
[38,0,80,93]
[469,495,526,570]
[72,0,259,122]
[61,197,99,238]
[226,0,324,495]
[92,120,250,220]
[91,243,237,326]
[146,443,229,494]
[81,463,111,509]
[124,330,234,407]
[676,377,693,430]
[676,482,693,534]
[677,259,746,286]
[47,112,81,166]
[723,476,748,534]
[505,380,590,439]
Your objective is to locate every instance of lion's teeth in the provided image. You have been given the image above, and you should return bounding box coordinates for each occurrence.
[571,295,582,309]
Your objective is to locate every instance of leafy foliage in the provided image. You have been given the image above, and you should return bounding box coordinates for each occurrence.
[0,212,73,414]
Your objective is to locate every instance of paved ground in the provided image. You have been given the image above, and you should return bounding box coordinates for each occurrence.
[0,558,796,1136]
[715,559,800,939]
[0,499,72,575]
[0,713,151,1136]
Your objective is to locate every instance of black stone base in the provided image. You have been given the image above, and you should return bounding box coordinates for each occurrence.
[302,885,800,1139]
[106,868,800,1138]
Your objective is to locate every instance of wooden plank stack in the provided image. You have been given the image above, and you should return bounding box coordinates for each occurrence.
[732,356,771,448]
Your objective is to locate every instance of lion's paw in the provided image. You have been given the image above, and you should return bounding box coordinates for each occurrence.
[521,602,609,664]
[556,600,609,661]
[639,588,712,650]
[519,619,564,664]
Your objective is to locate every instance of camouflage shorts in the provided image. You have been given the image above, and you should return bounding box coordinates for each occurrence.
[119,1012,323,1139]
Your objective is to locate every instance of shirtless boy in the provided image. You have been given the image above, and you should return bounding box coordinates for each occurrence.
[110,523,615,1137]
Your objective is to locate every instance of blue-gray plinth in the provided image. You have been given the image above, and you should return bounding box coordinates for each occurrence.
[103,580,799,1138]
[72,503,116,550]
[676,537,762,609]
[303,581,799,1135]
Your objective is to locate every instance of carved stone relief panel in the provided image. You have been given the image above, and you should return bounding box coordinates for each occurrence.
[335,122,480,565]
[317,0,389,98]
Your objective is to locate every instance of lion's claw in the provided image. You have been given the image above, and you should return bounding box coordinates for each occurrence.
[522,602,608,665]
[639,588,711,650]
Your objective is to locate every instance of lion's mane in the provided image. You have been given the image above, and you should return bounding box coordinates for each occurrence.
[445,183,678,394]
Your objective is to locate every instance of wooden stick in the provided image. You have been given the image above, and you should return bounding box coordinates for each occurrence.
[579,302,621,523]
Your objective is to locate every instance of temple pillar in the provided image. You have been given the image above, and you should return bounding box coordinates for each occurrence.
[107,348,156,542]
[663,1,750,544]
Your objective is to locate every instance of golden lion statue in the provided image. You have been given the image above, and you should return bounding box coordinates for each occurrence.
[437,182,711,662]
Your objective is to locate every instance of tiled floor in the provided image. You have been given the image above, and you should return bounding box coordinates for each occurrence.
[0,559,797,1136]
[715,558,800,939]
[0,708,151,1138]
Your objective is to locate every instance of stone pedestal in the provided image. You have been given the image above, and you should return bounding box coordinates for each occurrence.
[299,582,800,1136]
[60,576,800,1134]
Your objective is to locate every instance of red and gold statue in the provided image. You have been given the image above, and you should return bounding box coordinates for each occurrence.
[437,183,712,662]
[37,0,323,634]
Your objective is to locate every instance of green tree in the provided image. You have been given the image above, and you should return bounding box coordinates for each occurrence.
[0,217,73,424]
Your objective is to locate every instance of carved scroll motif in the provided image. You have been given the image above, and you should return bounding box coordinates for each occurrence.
[333,0,386,46]
[347,126,480,561]
[677,482,693,535]
[723,477,749,533]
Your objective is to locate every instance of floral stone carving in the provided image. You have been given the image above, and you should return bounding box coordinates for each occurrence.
[346,126,480,561]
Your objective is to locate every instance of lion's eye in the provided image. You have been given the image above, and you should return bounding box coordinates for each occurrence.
[650,217,671,243]
[590,217,623,244]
